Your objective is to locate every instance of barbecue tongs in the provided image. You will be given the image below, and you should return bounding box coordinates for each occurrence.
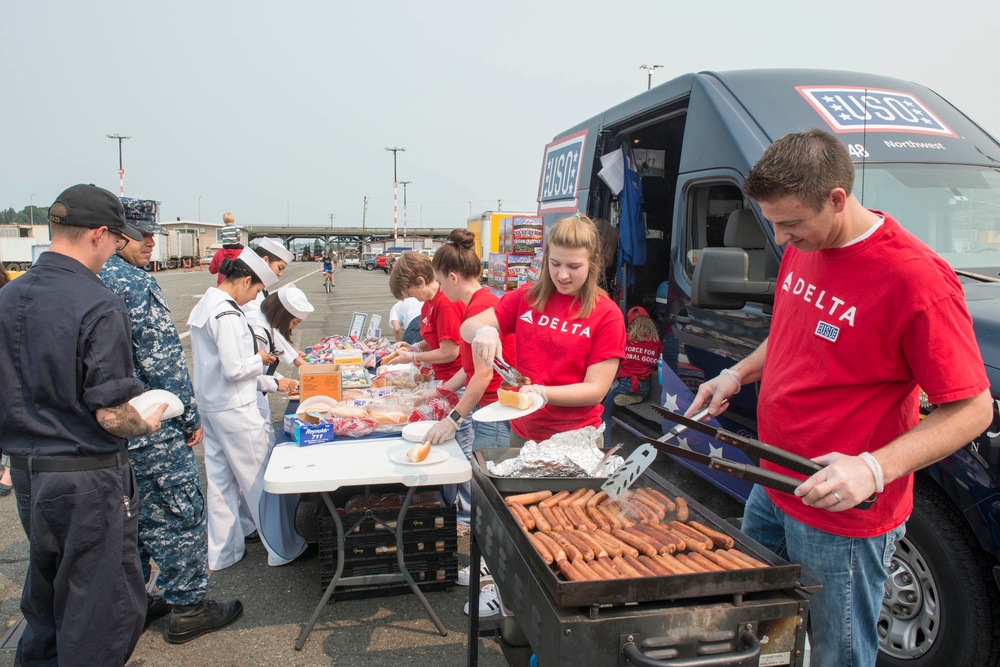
[650,406,875,510]
[492,357,526,385]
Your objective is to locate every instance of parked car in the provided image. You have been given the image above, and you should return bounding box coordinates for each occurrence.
[342,251,360,269]
[362,252,379,270]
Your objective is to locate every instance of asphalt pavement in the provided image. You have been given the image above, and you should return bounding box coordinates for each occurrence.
[0,259,740,666]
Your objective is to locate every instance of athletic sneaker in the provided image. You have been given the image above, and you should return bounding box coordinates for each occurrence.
[463,583,501,617]
[457,557,492,586]
[614,393,644,406]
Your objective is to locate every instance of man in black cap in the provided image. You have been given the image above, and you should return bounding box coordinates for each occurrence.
[0,184,168,666]
[100,201,243,643]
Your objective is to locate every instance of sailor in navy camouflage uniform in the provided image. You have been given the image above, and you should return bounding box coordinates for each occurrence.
[100,199,242,644]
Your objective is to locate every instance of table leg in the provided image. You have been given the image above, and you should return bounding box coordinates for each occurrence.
[395,486,448,636]
[294,492,344,651]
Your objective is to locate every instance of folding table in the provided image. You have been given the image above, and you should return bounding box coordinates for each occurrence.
[263,437,471,650]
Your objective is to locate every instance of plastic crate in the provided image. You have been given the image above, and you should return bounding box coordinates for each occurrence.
[321,554,458,600]
[317,523,458,562]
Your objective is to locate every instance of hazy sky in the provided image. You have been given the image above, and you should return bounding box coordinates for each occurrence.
[4,1,998,230]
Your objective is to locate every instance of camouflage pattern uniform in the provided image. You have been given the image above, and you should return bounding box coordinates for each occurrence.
[100,253,208,606]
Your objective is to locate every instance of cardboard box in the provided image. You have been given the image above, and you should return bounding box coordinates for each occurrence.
[488,252,534,291]
[505,216,545,254]
[332,349,364,365]
[299,364,343,402]
[292,420,335,446]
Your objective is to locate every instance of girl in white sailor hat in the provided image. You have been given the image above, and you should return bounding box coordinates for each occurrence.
[187,249,310,569]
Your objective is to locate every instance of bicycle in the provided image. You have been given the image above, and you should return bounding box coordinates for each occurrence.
[323,270,334,293]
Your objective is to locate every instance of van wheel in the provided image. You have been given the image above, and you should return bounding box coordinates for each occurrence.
[877,479,1000,666]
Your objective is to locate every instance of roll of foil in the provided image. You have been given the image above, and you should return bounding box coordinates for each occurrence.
[487,426,624,478]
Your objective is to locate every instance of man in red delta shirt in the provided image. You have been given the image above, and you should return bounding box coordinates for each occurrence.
[687,129,992,667]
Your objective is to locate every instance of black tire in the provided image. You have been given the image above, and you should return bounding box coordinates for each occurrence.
[143,262,155,272]
[366,264,374,271]
[4,262,21,272]
[167,259,178,270]
[877,478,1000,666]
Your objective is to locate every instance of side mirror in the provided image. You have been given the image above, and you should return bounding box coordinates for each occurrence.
[692,247,775,309]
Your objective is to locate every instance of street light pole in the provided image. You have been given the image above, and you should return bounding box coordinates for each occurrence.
[639,64,663,90]
[384,147,405,243]
[399,181,412,237]
[30,193,36,226]
[106,133,133,196]
[198,195,202,222]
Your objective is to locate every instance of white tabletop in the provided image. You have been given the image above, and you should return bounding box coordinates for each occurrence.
[263,436,472,494]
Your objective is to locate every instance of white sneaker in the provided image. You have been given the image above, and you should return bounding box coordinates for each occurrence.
[457,557,492,586]
[463,583,501,617]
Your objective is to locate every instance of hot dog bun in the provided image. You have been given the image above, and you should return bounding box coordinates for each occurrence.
[406,441,431,462]
[497,387,532,410]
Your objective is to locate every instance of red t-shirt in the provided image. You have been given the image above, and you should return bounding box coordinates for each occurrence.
[617,337,662,385]
[460,288,516,408]
[420,289,465,382]
[758,213,988,538]
[494,285,626,441]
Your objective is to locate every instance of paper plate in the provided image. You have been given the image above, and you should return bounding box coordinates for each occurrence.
[297,395,338,413]
[402,421,438,443]
[389,448,449,466]
[129,389,184,420]
[472,393,544,423]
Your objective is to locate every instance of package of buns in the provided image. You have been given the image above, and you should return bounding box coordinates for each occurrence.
[329,404,370,420]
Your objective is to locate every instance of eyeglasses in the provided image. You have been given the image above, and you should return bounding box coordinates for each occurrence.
[108,229,129,251]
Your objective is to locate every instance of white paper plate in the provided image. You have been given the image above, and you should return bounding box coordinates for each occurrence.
[129,389,184,420]
[401,421,438,443]
[389,448,449,466]
[472,393,545,422]
[297,395,339,414]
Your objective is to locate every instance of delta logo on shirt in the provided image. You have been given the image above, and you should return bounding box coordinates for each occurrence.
[781,271,857,343]
[519,310,592,338]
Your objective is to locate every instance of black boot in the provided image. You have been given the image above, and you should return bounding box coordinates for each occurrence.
[164,599,243,644]
[144,594,172,632]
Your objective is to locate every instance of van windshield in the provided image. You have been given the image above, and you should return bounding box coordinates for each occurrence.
[857,164,1000,271]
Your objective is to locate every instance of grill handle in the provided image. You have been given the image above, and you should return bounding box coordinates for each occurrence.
[621,629,761,667]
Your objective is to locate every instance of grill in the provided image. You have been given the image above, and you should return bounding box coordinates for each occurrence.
[469,449,815,667]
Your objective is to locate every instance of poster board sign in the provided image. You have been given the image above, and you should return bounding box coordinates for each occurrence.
[348,312,367,339]
[366,314,382,339]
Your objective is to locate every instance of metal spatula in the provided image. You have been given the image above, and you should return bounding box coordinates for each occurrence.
[600,406,712,500]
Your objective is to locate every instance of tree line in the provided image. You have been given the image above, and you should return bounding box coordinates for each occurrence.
[0,206,49,226]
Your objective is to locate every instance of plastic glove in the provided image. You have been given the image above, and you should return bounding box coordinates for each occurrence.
[424,417,458,444]
[521,384,548,406]
[472,326,502,367]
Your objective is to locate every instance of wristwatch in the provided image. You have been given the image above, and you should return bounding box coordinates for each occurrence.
[448,409,464,426]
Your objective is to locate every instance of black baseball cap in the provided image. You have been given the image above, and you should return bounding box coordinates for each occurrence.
[47,184,143,242]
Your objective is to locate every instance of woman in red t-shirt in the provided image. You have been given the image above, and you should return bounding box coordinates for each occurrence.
[385,251,464,381]
[601,306,662,435]
[423,229,516,449]
[461,214,625,446]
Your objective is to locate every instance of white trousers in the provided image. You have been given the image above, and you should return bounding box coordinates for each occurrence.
[202,402,296,569]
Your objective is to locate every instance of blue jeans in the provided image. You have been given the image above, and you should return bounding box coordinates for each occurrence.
[741,485,904,667]
[601,377,650,440]
[472,416,511,452]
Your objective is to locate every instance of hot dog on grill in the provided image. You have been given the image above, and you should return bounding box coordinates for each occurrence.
[506,490,553,507]
[687,520,735,549]
[540,490,570,509]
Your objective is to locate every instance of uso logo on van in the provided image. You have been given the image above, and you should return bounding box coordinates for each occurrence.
[797,86,957,137]
[538,129,587,213]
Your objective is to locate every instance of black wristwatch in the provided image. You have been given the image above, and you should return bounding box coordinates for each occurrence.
[448,409,464,426]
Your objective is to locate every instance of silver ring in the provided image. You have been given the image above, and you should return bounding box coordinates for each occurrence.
[832,491,843,503]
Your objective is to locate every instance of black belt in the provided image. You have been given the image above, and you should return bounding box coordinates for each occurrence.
[8,452,125,473]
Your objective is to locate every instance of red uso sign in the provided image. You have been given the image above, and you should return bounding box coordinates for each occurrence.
[537,130,588,213]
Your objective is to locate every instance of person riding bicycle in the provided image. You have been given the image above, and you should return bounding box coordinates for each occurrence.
[322,254,335,287]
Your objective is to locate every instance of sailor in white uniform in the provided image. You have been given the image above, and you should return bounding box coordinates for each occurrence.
[187,248,306,569]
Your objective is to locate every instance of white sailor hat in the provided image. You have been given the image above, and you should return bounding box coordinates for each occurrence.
[256,237,294,264]
[237,247,279,288]
[278,285,314,319]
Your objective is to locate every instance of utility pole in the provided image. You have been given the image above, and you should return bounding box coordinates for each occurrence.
[384,147,405,243]
[399,181,412,238]
[106,133,133,196]
[639,64,663,90]
[329,213,335,228]
[30,194,36,226]
[497,199,502,212]
[362,196,368,237]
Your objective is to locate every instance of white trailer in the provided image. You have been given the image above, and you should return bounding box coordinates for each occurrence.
[0,225,52,271]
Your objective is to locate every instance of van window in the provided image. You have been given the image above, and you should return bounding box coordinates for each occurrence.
[683,183,745,279]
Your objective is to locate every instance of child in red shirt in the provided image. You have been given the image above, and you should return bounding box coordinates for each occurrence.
[601,306,662,436]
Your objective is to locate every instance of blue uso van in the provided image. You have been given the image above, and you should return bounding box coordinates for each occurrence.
[537,69,1000,666]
